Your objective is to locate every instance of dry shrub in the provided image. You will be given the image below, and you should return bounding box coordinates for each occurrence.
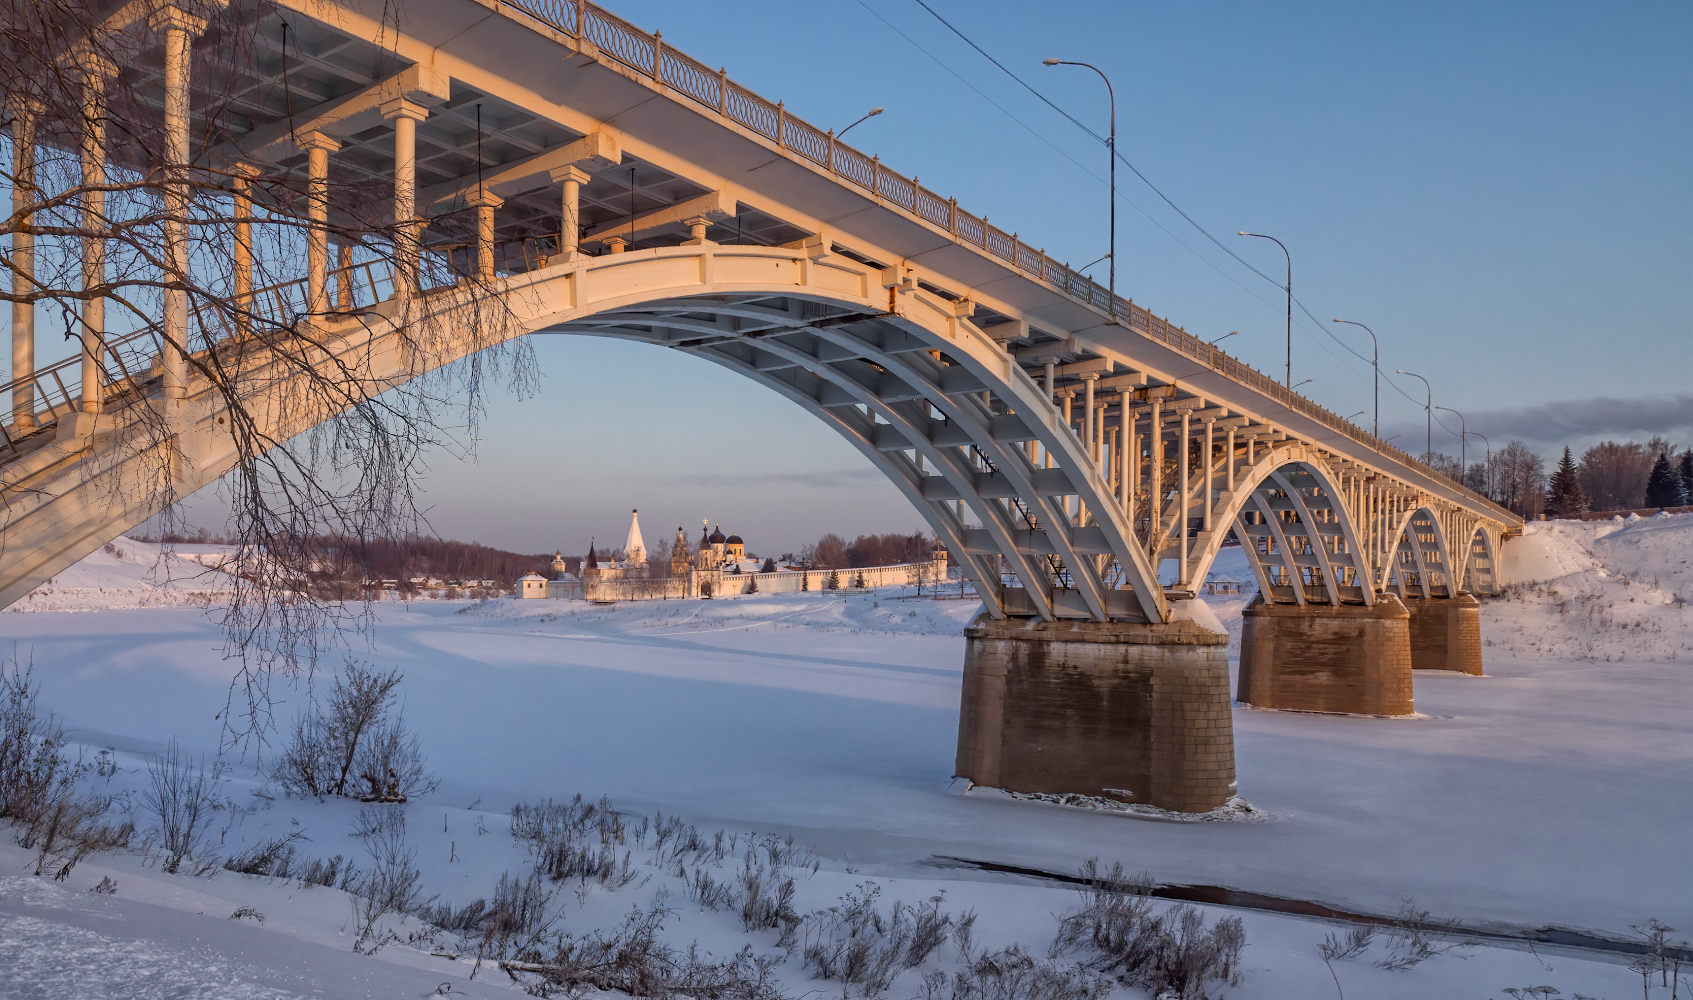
[142,737,222,873]
[1,658,132,879]
[800,884,965,996]
[271,663,436,802]
[511,795,637,889]
[1052,859,1246,1000]
[353,806,429,952]
[920,945,1113,1000]
[499,893,787,999]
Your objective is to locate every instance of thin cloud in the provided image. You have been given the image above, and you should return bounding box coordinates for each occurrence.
[665,470,882,489]
[1384,394,1692,452]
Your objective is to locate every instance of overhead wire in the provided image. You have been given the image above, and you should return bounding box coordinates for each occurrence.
[852,0,1296,323]
[906,0,1444,425]
[910,0,1287,289]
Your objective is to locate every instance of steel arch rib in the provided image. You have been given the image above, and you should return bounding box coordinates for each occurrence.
[682,346,1006,619]
[1269,468,1341,605]
[802,322,1115,620]
[1386,505,1454,599]
[696,330,1057,619]
[532,256,1160,621]
[1185,448,1376,607]
[845,313,1161,620]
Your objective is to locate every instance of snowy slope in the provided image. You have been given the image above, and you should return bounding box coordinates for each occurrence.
[1488,512,1693,662]
[7,537,235,613]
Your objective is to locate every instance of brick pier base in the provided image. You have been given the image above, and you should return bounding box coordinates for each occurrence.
[954,615,1235,814]
[1238,594,1413,715]
[1402,593,1484,675]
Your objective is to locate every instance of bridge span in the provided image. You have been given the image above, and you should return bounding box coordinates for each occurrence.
[1,0,1520,810]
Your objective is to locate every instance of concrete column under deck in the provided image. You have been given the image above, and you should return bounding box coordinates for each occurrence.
[1402,593,1484,675]
[955,615,1235,814]
[1238,594,1413,716]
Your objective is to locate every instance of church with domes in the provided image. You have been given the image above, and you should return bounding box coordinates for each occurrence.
[524,509,946,601]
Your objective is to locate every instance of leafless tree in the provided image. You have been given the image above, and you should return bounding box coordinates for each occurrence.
[1579,440,1654,511]
[1419,451,1463,484]
[1488,441,1545,517]
[0,0,534,740]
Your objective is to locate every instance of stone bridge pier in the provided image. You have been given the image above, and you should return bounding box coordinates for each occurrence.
[954,614,1236,813]
[1238,595,1414,716]
[1234,503,1493,716]
[1403,593,1484,675]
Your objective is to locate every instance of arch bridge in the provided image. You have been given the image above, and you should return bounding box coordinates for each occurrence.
[0,0,1521,810]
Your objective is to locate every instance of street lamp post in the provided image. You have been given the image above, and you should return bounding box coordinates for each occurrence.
[836,106,883,139]
[1045,59,1116,322]
[1239,232,1292,386]
[1332,318,1379,437]
[1435,405,1466,473]
[1470,431,1491,496]
[1397,369,1432,460]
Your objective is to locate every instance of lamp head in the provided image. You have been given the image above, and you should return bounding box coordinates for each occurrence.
[1043,58,1062,65]
[1237,231,1249,236]
[868,107,884,116]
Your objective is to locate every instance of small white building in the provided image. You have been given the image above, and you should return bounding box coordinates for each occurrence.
[517,573,548,599]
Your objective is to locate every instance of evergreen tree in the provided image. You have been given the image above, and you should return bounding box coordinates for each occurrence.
[1546,446,1590,518]
[1644,452,1681,508]
[1679,450,1693,507]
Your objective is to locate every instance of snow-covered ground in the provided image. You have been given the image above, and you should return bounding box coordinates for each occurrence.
[1489,513,1693,661]
[4,538,234,613]
[0,523,1689,998]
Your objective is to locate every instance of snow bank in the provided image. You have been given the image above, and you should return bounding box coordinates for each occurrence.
[6,537,234,613]
[1486,513,1693,662]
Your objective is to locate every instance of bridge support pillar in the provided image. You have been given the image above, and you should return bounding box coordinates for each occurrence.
[955,614,1235,813]
[1238,594,1413,715]
[1402,593,1483,675]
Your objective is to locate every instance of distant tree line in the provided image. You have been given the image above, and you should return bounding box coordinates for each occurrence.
[798,532,936,569]
[1419,435,1691,517]
[313,535,554,587]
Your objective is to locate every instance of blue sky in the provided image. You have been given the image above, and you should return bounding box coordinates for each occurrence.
[413,0,1687,555]
[51,1,1693,553]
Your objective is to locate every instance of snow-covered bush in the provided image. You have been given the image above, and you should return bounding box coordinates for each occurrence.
[353,805,427,951]
[1,659,133,878]
[1052,858,1245,999]
[799,884,971,995]
[142,737,222,873]
[920,945,1114,1000]
[271,662,436,802]
[499,894,788,999]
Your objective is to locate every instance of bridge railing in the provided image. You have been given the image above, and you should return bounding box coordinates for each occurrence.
[500,0,1511,517]
[0,259,400,456]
